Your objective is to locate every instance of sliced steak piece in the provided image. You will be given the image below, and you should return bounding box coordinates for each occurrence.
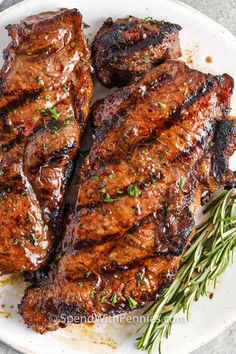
[0,9,93,274]
[19,61,234,334]
[92,16,181,88]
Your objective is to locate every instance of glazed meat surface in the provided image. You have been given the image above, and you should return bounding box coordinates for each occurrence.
[92,16,181,87]
[19,60,235,333]
[0,9,93,274]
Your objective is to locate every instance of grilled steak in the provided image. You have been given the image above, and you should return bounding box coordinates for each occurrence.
[19,60,235,333]
[92,16,181,87]
[0,9,93,274]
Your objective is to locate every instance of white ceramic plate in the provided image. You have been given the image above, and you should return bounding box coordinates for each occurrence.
[0,1,236,354]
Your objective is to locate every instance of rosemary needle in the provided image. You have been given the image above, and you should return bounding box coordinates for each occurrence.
[136,189,236,353]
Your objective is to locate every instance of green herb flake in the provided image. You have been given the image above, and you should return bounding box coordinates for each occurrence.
[108,173,116,180]
[127,184,140,197]
[32,116,38,121]
[127,296,138,309]
[101,295,107,303]
[136,272,145,287]
[44,95,50,101]
[83,21,90,28]
[0,170,4,176]
[110,293,118,305]
[142,56,149,63]
[153,101,166,109]
[21,191,27,196]
[41,107,60,121]
[78,281,84,287]
[63,87,69,93]
[65,119,74,125]
[99,187,106,194]
[85,271,92,278]
[142,16,153,22]
[13,238,25,247]
[92,175,99,181]
[91,290,96,298]
[104,195,116,203]
[116,188,123,194]
[209,141,215,147]
[13,238,19,245]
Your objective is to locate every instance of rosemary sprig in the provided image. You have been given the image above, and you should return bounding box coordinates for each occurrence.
[137,189,236,353]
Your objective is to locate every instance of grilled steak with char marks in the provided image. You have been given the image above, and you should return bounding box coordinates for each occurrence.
[92,16,181,87]
[19,60,235,333]
[0,9,93,274]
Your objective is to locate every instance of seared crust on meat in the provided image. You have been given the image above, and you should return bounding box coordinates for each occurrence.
[0,9,93,274]
[19,61,235,333]
[92,16,181,88]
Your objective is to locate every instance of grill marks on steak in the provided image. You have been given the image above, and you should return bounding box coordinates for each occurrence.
[81,61,214,178]
[92,16,182,87]
[78,80,222,207]
[19,61,235,333]
[0,9,93,274]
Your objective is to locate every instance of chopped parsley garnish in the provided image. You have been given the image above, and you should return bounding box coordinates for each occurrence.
[127,296,138,309]
[0,170,4,176]
[153,101,166,109]
[116,188,123,194]
[85,271,92,278]
[136,272,145,286]
[101,295,107,303]
[13,238,25,247]
[142,16,153,22]
[41,106,60,121]
[91,290,96,298]
[44,95,50,101]
[92,175,99,181]
[110,293,118,305]
[32,116,38,121]
[209,141,215,147]
[65,119,74,125]
[108,173,116,180]
[104,195,116,203]
[78,281,84,286]
[21,191,27,196]
[63,87,69,93]
[99,187,106,194]
[142,56,149,63]
[83,21,90,28]
[128,184,140,197]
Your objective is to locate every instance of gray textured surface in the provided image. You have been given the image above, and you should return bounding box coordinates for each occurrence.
[0,0,235,353]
